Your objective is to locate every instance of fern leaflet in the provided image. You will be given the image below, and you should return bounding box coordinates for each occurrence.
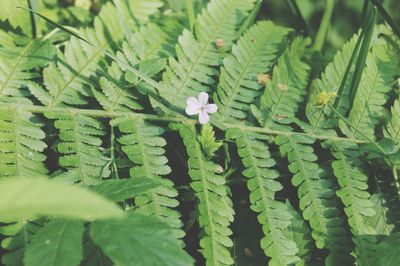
[0,108,47,178]
[254,37,311,129]
[213,21,290,123]
[276,134,353,263]
[116,118,184,240]
[45,111,108,184]
[227,128,301,265]
[158,0,256,112]
[173,123,234,265]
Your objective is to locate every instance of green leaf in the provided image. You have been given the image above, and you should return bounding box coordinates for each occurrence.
[213,21,291,123]
[377,232,400,266]
[24,219,84,266]
[198,123,222,159]
[173,123,234,265]
[90,178,162,202]
[0,0,31,35]
[90,213,194,266]
[116,117,184,240]
[158,0,256,113]
[0,177,123,220]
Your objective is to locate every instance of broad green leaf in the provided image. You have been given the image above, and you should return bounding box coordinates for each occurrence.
[24,219,84,266]
[377,232,400,266]
[0,177,123,220]
[90,213,194,266]
[90,178,162,202]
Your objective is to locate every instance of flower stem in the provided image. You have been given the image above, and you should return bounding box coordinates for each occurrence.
[328,103,387,155]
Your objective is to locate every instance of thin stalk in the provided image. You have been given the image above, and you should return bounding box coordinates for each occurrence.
[392,166,400,196]
[348,8,376,108]
[328,103,387,155]
[313,0,335,51]
[110,126,120,180]
[369,0,400,38]
[237,0,262,37]
[3,103,367,144]
[285,0,309,35]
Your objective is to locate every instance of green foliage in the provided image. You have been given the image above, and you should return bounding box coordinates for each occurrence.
[173,123,234,265]
[276,134,353,263]
[0,31,55,101]
[227,128,301,265]
[213,21,290,123]
[254,37,311,129]
[327,140,378,264]
[1,0,400,265]
[24,219,84,266]
[90,213,194,266]
[0,108,47,177]
[45,111,109,184]
[385,99,400,144]
[377,232,400,266]
[116,117,184,239]
[0,177,123,220]
[90,177,162,202]
[1,219,43,266]
[198,123,222,158]
[158,0,256,112]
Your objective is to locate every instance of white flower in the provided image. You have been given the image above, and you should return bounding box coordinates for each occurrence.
[185,92,218,124]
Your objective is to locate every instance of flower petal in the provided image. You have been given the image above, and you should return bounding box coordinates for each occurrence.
[186,105,200,115]
[186,96,200,108]
[198,92,209,107]
[204,104,218,113]
[198,111,209,124]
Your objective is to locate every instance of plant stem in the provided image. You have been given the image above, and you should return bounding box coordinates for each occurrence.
[110,126,120,180]
[328,103,387,155]
[313,0,335,51]
[392,166,400,196]
[3,103,367,144]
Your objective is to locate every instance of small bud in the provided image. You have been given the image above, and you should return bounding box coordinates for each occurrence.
[215,39,224,49]
[277,83,288,91]
[275,114,286,120]
[315,91,337,108]
[215,164,224,174]
[243,248,253,258]
[257,74,270,86]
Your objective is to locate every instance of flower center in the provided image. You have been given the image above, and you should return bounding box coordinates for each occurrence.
[200,107,205,112]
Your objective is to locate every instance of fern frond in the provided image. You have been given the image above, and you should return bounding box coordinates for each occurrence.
[117,23,176,67]
[173,123,234,265]
[0,108,47,178]
[123,0,164,24]
[285,201,313,263]
[384,99,400,144]
[45,111,108,184]
[94,62,143,112]
[159,0,256,111]
[306,34,359,132]
[366,193,395,237]
[227,128,301,265]
[327,140,378,265]
[116,118,184,240]
[255,37,311,129]
[339,53,392,140]
[29,3,123,107]
[276,134,353,263]
[212,21,291,123]
[0,30,54,100]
